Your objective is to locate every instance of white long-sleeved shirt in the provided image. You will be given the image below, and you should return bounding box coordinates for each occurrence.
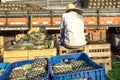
[61,11,87,48]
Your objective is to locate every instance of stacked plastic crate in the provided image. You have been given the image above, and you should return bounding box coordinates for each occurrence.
[0,52,106,80]
[50,52,106,80]
[107,62,120,80]
[3,58,50,80]
[0,62,10,80]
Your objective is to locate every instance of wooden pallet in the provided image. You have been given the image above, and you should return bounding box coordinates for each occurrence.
[3,48,57,63]
[54,33,61,44]
[0,36,4,48]
[84,43,112,73]
[86,27,106,43]
[28,48,57,59]
[55,28,106,45]
[55,33,88,45]
[58,43,111,73]
[58,46,84,55]
[3,50,29,63]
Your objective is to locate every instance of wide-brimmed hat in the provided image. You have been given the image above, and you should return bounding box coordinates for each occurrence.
[65,4,83,14]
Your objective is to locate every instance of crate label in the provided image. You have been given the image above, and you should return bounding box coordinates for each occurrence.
[88,21,95,24]
[0,22,4,25]
[32,22,38,24]
[15,22,26,24]
[101,21,104,24]
[107,21,113,24]
[42,22,48,24]
[10,22,26,25]
[55,22,60,24]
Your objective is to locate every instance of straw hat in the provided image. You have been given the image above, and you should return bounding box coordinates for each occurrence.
[65,4,83,15]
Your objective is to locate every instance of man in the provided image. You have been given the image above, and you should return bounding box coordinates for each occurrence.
[73,0,84,8]
[60,4,87,49]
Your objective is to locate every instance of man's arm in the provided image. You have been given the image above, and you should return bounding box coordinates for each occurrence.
[60,15,65,38]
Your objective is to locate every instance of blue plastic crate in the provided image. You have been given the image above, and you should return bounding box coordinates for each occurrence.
[0,62,10,80]
[4,58,50,80]
[50,52,106,80]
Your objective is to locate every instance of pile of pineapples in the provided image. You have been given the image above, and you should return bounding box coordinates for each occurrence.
[9,59,48,80]
[8,27,54,50]
[52,60,95,75]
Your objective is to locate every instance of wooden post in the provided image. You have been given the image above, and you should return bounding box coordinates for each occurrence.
[0,36,4,55]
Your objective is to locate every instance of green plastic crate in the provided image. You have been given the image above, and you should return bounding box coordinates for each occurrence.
[107,69,120,80]
[112,62,120,69]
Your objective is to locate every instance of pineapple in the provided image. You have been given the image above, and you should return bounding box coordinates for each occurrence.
[52,62,73,75]
[52,60,95,75]
[9,69,27,79]
[9,59,48,80]
[27,67,47,80]
[71,60,94,72]
[31,59,47,68]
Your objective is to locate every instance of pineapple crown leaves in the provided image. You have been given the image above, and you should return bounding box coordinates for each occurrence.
[53,64,72,68]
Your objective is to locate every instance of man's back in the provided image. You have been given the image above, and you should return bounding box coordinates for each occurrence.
[61,11,86,48]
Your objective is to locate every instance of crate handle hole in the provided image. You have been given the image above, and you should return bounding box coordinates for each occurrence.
[61,58,74,62]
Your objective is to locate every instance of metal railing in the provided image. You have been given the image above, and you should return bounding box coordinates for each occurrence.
[0,8,120,31]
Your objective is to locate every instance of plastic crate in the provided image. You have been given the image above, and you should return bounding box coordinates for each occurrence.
[0,62,10,80]
[50,52,106,80]
[4,58,50,80]
[107,69,120,80]
[112,62,120,69]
